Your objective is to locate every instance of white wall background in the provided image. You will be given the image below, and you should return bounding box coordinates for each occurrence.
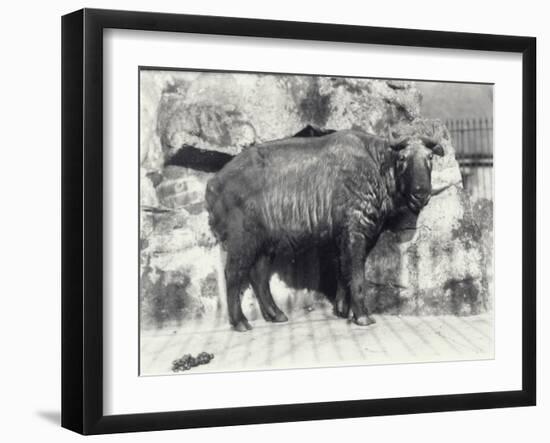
[0,1,545,441]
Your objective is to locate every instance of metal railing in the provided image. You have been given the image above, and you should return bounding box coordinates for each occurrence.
[445,118,493,201]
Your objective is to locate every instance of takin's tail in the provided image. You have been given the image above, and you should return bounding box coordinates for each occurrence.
[166,144,235,173]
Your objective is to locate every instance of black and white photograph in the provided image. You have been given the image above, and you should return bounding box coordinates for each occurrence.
[1,0,546,439]
[139,69,494,376]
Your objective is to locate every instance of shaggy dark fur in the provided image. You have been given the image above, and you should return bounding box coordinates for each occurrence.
[172,127,444,331]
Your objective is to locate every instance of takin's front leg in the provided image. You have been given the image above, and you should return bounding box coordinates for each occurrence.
[340,232,376,326]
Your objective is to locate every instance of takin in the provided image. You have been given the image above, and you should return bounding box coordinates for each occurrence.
[172,126,444,331]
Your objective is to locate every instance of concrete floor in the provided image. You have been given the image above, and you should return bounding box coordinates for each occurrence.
[140,304,494,376]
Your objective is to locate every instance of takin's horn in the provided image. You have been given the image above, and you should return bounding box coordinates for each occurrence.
[419,135,439,148]
[388,130,410,151]
[419,135,445,156]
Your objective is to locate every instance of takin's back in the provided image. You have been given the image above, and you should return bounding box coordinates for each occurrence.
[205,130,387,242]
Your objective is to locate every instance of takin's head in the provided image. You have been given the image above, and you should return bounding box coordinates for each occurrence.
[389,131,445,214]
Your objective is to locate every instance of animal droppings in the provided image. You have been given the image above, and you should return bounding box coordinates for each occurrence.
[172,352,214,372]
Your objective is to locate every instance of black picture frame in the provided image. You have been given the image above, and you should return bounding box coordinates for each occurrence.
[61,8,536,435]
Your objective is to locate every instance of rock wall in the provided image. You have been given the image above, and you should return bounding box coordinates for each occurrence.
[139,70,491,329]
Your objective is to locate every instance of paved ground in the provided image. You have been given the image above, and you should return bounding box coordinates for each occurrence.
[140,305,494,376]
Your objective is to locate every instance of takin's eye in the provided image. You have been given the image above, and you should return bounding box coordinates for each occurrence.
[427,153,434,160]
[396,159,406,173]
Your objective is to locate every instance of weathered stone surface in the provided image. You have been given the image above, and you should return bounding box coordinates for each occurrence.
[156,166,209,212]
[140,71,173,172]
[139,70,491,328]
[150,72,420,164]
[472,198,494,310]
[365,185,487,315]
[140,168,159,208]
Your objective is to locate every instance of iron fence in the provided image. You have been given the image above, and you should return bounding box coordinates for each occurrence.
[445,118,493,201]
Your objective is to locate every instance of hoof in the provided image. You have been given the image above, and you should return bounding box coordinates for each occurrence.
[272,311,288,323]
[354,315,376,326]
[233,319,253,332]
[334,298,350,319]
[334,306,349,319]
[259,308,273,322]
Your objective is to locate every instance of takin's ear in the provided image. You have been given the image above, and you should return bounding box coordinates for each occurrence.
[420,135,445,156]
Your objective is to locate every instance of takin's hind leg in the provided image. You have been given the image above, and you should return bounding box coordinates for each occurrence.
[249,254,288,323]
[225,253,254,332]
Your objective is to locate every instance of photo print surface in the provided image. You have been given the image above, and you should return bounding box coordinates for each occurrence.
[139,68,494,376]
